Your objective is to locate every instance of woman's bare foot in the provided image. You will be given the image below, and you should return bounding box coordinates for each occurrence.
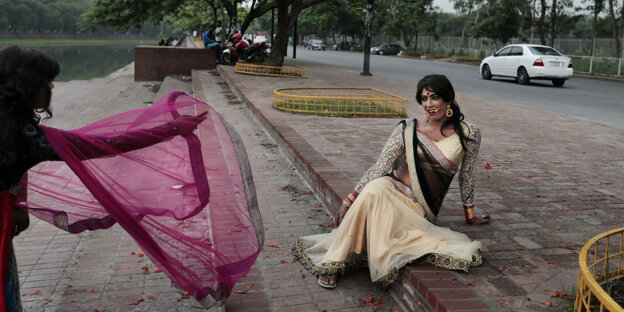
[317,274,337,289]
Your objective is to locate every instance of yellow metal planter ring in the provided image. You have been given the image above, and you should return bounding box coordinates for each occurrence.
[575,227,624,311]
[273,88,408,117]
[235,63,307,78]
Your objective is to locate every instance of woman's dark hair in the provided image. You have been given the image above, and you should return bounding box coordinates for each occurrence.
[416,74,473,150]
[0,45,59,122]
[0,45,59,147]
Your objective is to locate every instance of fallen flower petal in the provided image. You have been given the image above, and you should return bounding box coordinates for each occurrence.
[541,302,553,307]
[137,253,144,257]
[234,290,248,294]
[279,260,287,264]
[498,266,505,272]
[301,273,306,278]
[554,227,561,230]
[266,244,278,248]
[467,280,474,286]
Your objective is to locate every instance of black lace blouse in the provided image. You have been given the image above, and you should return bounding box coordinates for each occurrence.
[0,122,61,191]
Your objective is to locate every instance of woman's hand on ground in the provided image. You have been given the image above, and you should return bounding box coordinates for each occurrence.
[173,111,208,136]
[470,215,491,225]
[13,207,30,238]
[336,204,349,227]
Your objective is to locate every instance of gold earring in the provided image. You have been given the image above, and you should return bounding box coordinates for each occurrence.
[445,104,453,118]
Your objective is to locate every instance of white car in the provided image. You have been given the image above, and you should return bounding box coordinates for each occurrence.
[479,44,573,87]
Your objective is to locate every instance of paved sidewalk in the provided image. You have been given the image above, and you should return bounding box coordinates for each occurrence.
[212,59,624,311]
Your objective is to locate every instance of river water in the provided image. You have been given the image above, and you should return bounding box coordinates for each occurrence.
[37,45,138,82]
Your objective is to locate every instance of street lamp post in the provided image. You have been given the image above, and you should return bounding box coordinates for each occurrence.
[361,0,373,76]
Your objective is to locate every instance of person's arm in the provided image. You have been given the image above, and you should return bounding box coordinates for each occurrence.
[58,112,208,160]
[458,124,490,225]
[336,123,405,225]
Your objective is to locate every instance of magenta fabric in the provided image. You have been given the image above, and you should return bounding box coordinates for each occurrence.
[17,91,263,307]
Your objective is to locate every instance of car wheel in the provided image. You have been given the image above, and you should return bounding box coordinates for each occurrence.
[517,67,530,85]
[552,79,565,87]
[380,50,384,55]
[481,64,492,80]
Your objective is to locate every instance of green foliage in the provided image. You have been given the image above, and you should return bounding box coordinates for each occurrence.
[0,0,91,34]
[474,0,526,44]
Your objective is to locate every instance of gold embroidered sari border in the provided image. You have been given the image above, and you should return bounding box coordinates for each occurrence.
[373,250,483,289]
[292,239,367,277]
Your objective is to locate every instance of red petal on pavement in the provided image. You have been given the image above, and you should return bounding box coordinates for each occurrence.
[90,289,95,293]
[301,273,306,278]
[234,290,248,294]
[266,244,278,248]
[554,227,561,230]
[611,222,617,225]
[541,302,553,307]
[589,250,596,254]
[279,259,287,264]
[131,251,135,255]
[292,257,299,263]
[149,296,155,299]
[498,266,505,272]
[308,213,317,218]
[482,162,492,169]
[526,175,533,178]
[176,298,182,302]
[546,261,555,264]
[137,253,144,257]
[183,292,190,299]
[155,269,161,272]
[507,190,513,193]
[315,204,324,208]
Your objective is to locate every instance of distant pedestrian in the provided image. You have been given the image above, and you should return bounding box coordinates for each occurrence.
[227,16,241,38]
[203,24,221,63]
[293,74,490,289]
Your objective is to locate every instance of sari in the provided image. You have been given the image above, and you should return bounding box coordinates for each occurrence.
[293,119,482,289]
[1,91,263,309]
[0,190,22,312]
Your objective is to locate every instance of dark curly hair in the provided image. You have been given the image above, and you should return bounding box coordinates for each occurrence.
[416,74,473,150]
[0,45,59,145]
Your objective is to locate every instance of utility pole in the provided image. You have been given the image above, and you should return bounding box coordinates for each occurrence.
[361,0,373,76]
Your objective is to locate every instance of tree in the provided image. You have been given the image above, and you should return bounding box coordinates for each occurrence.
[607,0,620,57]
[550,0,557,46]
[266,0,326,66]
[386,0,434,50]
[451,0,479,46]
[475,0,524,44]
[538,0,547,44]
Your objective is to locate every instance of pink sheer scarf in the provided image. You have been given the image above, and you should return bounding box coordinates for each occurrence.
[18,91,263,307]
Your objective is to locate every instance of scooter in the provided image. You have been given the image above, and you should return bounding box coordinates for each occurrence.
[221,34,270,65]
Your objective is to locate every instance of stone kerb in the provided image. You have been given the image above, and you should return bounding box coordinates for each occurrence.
[134,46,216,81]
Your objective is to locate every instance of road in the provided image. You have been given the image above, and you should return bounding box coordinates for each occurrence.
[289,47,624,128]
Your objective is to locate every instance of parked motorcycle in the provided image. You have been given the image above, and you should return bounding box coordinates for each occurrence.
[221,33,270,65]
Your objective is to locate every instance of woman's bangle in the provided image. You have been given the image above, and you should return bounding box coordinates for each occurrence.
[343,191,359,207]
[463,204,476,224]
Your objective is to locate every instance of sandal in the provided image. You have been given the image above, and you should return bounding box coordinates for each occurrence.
[317,274,337,289]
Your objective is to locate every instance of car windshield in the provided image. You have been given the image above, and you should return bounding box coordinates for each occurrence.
[312,40,323,44]
[528,46,562,56]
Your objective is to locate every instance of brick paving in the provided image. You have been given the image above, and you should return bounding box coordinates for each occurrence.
[11,56,624,311]
[213,59,624,311]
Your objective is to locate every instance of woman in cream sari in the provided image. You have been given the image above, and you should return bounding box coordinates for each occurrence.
[292,75,491,289]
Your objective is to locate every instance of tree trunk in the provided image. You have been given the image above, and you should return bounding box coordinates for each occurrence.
[549,0,557,47]
[266,1,292,67]
[538,0,547,45]
[592,0,602,56]
[608,0,620,58]
[460,5,473,47]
